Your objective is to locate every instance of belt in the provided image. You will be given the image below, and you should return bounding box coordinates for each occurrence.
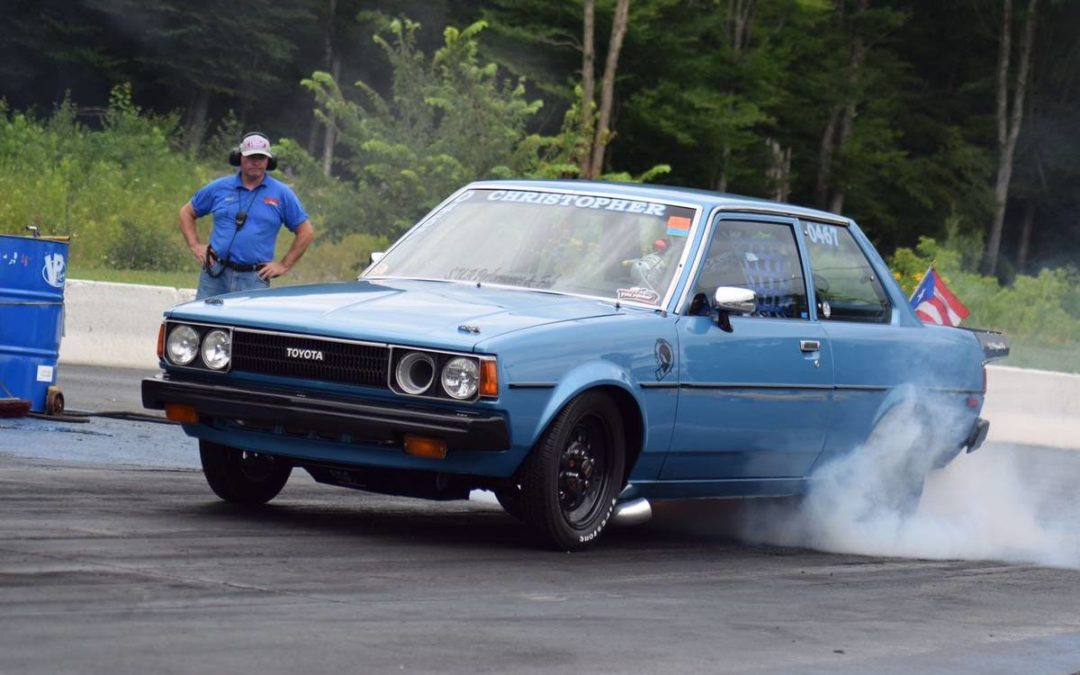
[223,261,267,272]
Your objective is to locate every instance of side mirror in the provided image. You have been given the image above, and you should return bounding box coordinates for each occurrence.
[712,286,756,332]
[370,251,385,264]
[714,286,756,314]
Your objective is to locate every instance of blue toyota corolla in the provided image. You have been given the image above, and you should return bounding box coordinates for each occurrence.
[143,180,1007,550]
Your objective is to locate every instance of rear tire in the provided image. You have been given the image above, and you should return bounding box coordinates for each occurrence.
[521,391,626,551]
[199,440,292,505]
[864,405,933,517]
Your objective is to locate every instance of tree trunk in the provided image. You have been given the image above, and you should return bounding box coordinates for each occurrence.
[729,0,754,52]
[1016,200,1035,272]
[828,31,865,214]
[185,88,210,155]
[826,0,867,213]
[766,137,791,202]
[815,105,840,208]
[716,147,730,193]
[718,0,754,195]
[318,0,339,177]
[588,0,630,179]
[983,0,1039,276]
[321,54,341,176]
[989,0,1036,276]
[578,0,596,178]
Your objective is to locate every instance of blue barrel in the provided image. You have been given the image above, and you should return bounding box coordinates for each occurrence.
[0,234,68,412]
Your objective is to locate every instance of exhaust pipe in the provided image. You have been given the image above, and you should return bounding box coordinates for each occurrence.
[612,497,652,527]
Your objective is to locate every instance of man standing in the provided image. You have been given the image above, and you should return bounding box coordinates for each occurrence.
[179,132,314,299]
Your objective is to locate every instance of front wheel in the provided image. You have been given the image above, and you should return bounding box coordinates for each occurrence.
[521,392,626,551]
[199,440,292,505]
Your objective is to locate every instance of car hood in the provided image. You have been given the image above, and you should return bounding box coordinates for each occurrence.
[167,279,622,350]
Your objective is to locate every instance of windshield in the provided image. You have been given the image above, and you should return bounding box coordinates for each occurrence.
[366,188,697,306]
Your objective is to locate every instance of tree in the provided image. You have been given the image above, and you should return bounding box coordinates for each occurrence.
[300,19,545,238]
[982,0,1039,276]
[581,0,631,178]
[85,0,314,151]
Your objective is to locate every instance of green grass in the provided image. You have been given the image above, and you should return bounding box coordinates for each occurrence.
[1004,342,1080,374]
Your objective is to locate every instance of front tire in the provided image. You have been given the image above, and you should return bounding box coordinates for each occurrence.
[494,483,525,521]
[521,391,626,551]
[199,440,292,505]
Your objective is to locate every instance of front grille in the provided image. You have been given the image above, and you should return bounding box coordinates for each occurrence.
[231,330,389,388]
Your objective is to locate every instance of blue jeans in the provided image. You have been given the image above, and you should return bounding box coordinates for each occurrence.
[195,263,270,300]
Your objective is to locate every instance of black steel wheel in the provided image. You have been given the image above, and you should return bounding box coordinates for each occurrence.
[199,440,292,505]
[521,391,625,551]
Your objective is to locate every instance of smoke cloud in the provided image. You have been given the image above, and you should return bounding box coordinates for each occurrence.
[739,405,1080,569]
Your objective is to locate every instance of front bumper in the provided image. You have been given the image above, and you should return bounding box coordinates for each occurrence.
[142,374,510,451]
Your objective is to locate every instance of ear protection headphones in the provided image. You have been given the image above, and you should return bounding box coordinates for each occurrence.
[228,131,278,171]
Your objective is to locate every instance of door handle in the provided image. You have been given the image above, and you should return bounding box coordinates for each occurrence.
[800,340,821,352]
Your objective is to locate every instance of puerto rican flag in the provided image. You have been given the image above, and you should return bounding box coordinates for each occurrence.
[909,267,970,326]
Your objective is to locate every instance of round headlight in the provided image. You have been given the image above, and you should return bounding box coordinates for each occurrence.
[166,325,199,365]
[201,329,232,370]
[441,357,479,400]
[395,351,435,395]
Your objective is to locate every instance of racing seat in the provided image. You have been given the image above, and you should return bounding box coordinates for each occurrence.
[739,245,800,319]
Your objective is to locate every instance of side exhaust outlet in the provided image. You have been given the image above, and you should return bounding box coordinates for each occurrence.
[612,497,652,527]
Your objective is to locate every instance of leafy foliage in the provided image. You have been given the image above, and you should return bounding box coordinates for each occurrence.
[889,237,1079,371]
[0,88,207,271]
[298,19,546,238]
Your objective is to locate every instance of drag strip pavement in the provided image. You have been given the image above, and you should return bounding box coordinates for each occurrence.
[1,366,1080,673]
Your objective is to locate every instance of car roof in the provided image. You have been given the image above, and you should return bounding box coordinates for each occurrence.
[466,179,852,225]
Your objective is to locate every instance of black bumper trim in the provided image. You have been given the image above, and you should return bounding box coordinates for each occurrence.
[142,375,510,451]
[964,417,990,453]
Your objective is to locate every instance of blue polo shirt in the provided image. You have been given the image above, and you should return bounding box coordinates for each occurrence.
[190,173,309,265]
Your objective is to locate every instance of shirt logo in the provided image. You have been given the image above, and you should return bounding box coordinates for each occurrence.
[286,347,325,361]
[264,197,280,207]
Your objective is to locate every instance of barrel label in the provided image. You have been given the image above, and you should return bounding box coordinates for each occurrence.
[42,253,65,288]
[37,365,54,382]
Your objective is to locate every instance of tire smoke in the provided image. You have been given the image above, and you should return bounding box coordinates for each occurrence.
[740,414,1080,568]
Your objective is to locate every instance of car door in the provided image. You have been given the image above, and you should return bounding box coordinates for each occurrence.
[661,215,833,481]
[799,218,964,466]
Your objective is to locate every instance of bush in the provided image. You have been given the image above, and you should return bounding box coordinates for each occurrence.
[0,87,211,271]
[888,237,1080,371]
[286,232,391,284]
[104,219,189,271]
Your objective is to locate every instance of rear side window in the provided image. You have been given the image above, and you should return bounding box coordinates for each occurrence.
[801,221,891,324]
[692,219,808,320]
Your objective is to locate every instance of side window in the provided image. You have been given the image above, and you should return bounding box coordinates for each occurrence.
[692,219,808,320]
[801,221,891,324]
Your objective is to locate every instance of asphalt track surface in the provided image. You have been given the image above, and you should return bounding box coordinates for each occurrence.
[1,365,1079,674]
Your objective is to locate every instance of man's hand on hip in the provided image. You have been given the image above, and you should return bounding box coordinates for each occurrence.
[189,242,209,266]
[258,261,290,280]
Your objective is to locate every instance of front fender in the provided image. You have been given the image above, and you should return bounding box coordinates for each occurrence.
[533,360,647,450]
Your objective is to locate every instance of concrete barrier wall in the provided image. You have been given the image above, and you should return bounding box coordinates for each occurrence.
[982,366,1079,449]
[56,280,1078,448]
[59,280,195,369]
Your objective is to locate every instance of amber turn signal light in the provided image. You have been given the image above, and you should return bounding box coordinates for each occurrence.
[156,323,165,360]
[164,403,199,424]
[480,359,499,398]
[404,435,448,459]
